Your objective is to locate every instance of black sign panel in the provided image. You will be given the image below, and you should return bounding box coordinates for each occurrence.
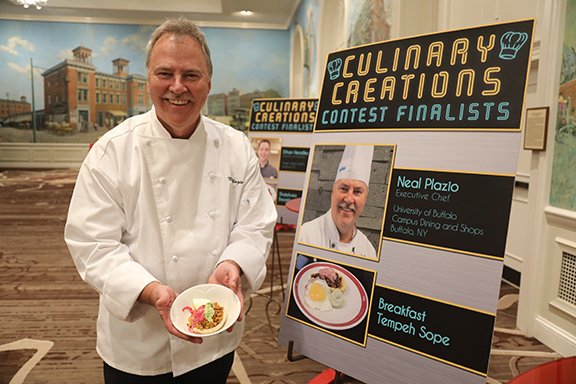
[249,98,317,132]
[277,188,302,206]
[383,168,515,258]
[368,285,495,375]
[316,20,534,131]
[280,147,310,172]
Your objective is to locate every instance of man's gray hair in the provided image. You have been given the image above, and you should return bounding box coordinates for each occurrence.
[145,17,213,77]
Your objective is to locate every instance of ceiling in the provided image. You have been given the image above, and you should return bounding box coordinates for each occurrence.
[0,0,302,29]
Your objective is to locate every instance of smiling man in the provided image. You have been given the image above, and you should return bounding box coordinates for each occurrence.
[299,145,377,258]
[256,139,278,178]
[65,18,276,384]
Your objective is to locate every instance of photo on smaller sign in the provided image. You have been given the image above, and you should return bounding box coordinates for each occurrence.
[286,253,376,346]
[251,137,281,180]
[298,144,396,260]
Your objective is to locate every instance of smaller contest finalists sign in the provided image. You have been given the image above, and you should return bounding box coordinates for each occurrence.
[248,98,317,224]
[316,20,533,131]
[250,98,317,132]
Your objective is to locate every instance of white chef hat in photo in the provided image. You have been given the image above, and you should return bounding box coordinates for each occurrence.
[335,145,374,186]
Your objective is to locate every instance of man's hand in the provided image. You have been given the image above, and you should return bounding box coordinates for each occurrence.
[139,281,203,344]
[209,261,245,323]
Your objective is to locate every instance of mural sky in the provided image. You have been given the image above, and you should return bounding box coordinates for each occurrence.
[0,20,290,110]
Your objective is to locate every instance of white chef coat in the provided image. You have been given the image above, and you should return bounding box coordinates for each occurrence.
[299,209,377,259]
[64,109,277,376]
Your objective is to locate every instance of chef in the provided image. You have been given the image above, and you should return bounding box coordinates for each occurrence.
[64,18,277,383]
[299,145,377,259]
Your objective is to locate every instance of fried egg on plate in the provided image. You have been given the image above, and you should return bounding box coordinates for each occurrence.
[304,278,332,311]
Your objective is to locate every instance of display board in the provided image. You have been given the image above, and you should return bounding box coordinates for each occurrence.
[279,20,534,384]
[248,98,317,224]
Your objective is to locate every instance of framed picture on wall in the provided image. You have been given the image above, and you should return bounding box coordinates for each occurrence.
[523,107,549,151]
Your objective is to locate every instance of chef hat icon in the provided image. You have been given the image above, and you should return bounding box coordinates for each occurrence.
[328,58,343,80]
[335,145,374,186]
[499,31,529,60]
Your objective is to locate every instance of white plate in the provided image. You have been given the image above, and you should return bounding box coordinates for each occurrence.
[293,262,369,330]
[170,284,241,337]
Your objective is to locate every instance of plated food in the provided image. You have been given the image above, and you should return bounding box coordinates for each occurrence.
[293,262,369,330]
[170,284,241,337]
[304,267,347,311]
[182,299,226,334]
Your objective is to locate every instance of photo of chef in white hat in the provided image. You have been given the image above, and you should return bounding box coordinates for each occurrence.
[299,145,379,259]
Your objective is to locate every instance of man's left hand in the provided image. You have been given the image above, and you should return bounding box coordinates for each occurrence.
[209,261,244,324]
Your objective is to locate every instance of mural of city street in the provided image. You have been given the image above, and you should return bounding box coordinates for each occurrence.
[0,20,289,143]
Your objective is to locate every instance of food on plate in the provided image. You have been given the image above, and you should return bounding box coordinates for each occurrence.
[304,279,333,311]
[182,299,226,334]
[310,267,347,292]
[328,289,345,308]
[304,267,347,311]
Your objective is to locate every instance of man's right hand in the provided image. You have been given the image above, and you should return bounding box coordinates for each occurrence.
[139,281,204,344]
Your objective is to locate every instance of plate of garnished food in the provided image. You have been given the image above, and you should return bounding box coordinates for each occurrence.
[293,262,368,330]
[170,284,241,337]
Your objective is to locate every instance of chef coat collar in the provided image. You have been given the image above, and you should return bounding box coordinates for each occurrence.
[148,107,206,140]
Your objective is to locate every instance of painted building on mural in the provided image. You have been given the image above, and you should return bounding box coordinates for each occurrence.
[0,96,31,120]
[41,46,149,133]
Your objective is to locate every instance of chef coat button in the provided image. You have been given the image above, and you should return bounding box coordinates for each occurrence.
[213,139,220,148]
[208,210,217,219]
[210,250,218,257]
[159,177,166,184]
[208,171,216,181]
[171,255,178,262]
[165,216,172,223]
[146,139,152,146]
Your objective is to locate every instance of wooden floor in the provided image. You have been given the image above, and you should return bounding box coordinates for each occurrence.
[0,169,561,383]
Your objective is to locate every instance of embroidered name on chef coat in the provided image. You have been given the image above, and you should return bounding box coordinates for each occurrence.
[228,176,244,185]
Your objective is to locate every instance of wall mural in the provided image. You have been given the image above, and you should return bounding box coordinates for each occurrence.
[346,0,392,47]
[290,0,393,100]
[0,20,289,143]
[293,0,319,98]
[551,0,576,211]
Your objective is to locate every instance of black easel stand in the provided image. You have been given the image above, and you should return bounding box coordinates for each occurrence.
[268,223,285,302]
[245,222,286,338]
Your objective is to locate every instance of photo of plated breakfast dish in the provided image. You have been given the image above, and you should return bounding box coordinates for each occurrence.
[293,262,368,330]
[304,267,347,311]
